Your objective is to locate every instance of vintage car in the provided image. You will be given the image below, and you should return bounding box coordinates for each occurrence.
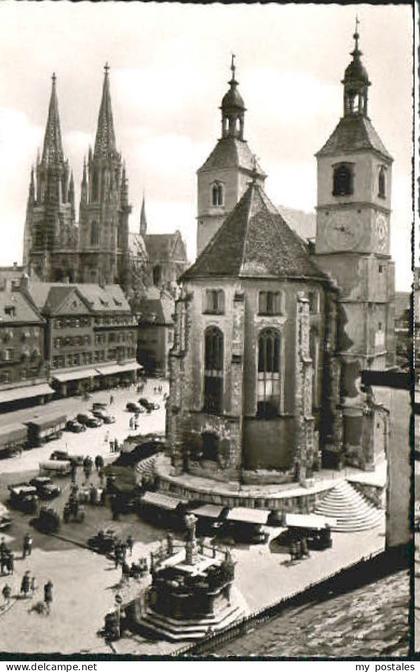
[8,483,39,513]
[138,398,160,412]
[29,476,61,500]
[92,401,108,411]
[39,459,72,477]
[92,409,115,424]
[85,416,103,428]
[50,450,84,466]
[65,419,86,433]
[126,402,142,413]
[36,506,61,534]
[87,528,117,554]
[0,503,12,530]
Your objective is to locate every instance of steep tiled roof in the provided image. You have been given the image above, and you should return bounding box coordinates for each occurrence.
[76,284,130,313]
[182,182,327,282]
[145,231,187,263]
[0,291,43,325]
[139,287,174,325]
[317,116,392,160]
[198,137,265,175]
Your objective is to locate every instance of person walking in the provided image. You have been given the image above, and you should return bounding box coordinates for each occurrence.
[2,583,11,606]
[6,552,14,576]
[95,454,104,472]
[43,580,53,615]
[30,576,37,595]
[126,534,134,556]
[22,533,33,559]
[109,394,114,405]
[20,571,31,598]
[70,462,77,484]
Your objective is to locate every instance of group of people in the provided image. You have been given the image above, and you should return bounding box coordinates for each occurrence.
[289,537,310,562]
[1,535,53,615]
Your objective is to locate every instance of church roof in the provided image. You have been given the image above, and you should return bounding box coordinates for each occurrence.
[182,181,327,282]
[316,116,392,161]
[145,231,187,263]
[94,65,118,159]
[198,137,265,175]
[42,74,64,165]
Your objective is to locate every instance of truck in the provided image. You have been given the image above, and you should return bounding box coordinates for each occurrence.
[25,412,67,448]
[0,423,28,459]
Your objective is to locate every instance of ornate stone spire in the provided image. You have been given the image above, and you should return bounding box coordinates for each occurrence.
[139,193,148,236]
[94,63,117,158]
[42,73,64,164]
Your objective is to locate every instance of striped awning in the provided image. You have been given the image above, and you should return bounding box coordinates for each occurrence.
[0,383,54,404]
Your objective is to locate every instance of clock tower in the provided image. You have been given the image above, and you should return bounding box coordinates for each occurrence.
[314,22,395,469]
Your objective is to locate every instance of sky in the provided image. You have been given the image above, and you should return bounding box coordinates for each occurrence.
[0,2,413,289]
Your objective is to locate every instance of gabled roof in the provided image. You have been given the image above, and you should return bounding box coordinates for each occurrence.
[25,281,131,315]
[76,284,131,313]
[182,182,327,282]
[198,137,265,175]
[139,287,174,326]
[0,290,43,325]
[25,282,90,316]
[145,231,187,263]
[316,116,392,161]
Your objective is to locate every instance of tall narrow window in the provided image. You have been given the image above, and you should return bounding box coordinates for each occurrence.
[203,326,224,414]
[333,164,353,196]
[257,328,281,419]
[204,289,225,314]
[211,183,224,207]
[378,167,386,198]
[90,221,99,246]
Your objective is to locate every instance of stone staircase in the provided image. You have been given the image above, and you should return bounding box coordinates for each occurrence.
[135,455,158,478]
[313,480,384,532]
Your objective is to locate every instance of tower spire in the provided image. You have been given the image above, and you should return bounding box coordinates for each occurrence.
[42,72,64,164]
[139,193,148,236]
[94,62,117,158]
[220,55,246,140]
[342,19,370,118]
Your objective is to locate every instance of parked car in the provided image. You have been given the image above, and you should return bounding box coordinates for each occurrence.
[50,450,84,466]
[29,476,61,500]
[85,416,103,428]
[76,412,96,425]
[92,409,116,424]
[65,419,86,433]
[92,401,108,411]
[8,484,39,513]
[0,503,12,530]
[138,398,160,412]
[87,529,117,554]
[39,459,72,477]
[126,402,141,413]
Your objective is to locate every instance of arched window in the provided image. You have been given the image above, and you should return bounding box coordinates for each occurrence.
[203,326,224,414]
[90,221,99,246]
[153,265,162,287]
[378,167,386,198]
[211,183,224,207]
[257,328,281,419]
[332,164,353,196]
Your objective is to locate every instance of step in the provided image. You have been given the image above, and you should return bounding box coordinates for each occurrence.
[313,480,383,533]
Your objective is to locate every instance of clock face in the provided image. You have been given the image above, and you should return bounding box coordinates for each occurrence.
[375,214,388,252]
[325,211,363,251]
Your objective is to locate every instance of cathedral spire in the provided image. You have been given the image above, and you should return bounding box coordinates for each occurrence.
[42,73,64,164]
[342,18,370,118]
[94,62,117,158]
[139,193,148,236]
[220,55,246,140]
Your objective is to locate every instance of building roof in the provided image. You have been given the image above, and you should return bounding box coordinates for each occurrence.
[198,137,265,175]
[0,290,43,325]
[182,181,327,282]
[24,281,131,315]
[145,231,187,263]
[128,232,148,260]
[139,287,174,325]
[316,115,392,160]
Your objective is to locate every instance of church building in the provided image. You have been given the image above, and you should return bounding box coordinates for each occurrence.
[167,27,394,486]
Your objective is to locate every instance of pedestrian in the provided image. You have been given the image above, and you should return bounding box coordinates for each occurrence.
[121,561,130,582]
[134,420,138,431]
[129,417,133,430]
[98,467,105,486]
[120,542,127,563]
[2,583,11,605]
[114,439,119,453]
[104,431,109,445]
[301,537,310,559]
[43,580,53,615]
[95,454,104,472]
[126,534,134,556]
[110,394,114,405]
[70,462,77,484]
[20,571,31,598]
[23,533,33,559]
[30,576,37,595]
[0,553,7,576]
[0,537,7,556]
[63,503,71,524]
[6,552,14,576]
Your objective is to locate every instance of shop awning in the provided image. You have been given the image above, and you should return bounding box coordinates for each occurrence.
[226,507,270,525]
[193,504,225,519]
[53,368,99,383]
[0,383,54,404]
[141,491,187,511]
[95,364,124,376]
[284,513,337,530]
[118,362,143,373]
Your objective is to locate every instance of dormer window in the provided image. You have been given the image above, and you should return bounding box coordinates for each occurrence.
[378,167,386,198]
[4,306,16,318]
[211,183,224,207]
[332,163,354,196]
[204,289,225,315]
